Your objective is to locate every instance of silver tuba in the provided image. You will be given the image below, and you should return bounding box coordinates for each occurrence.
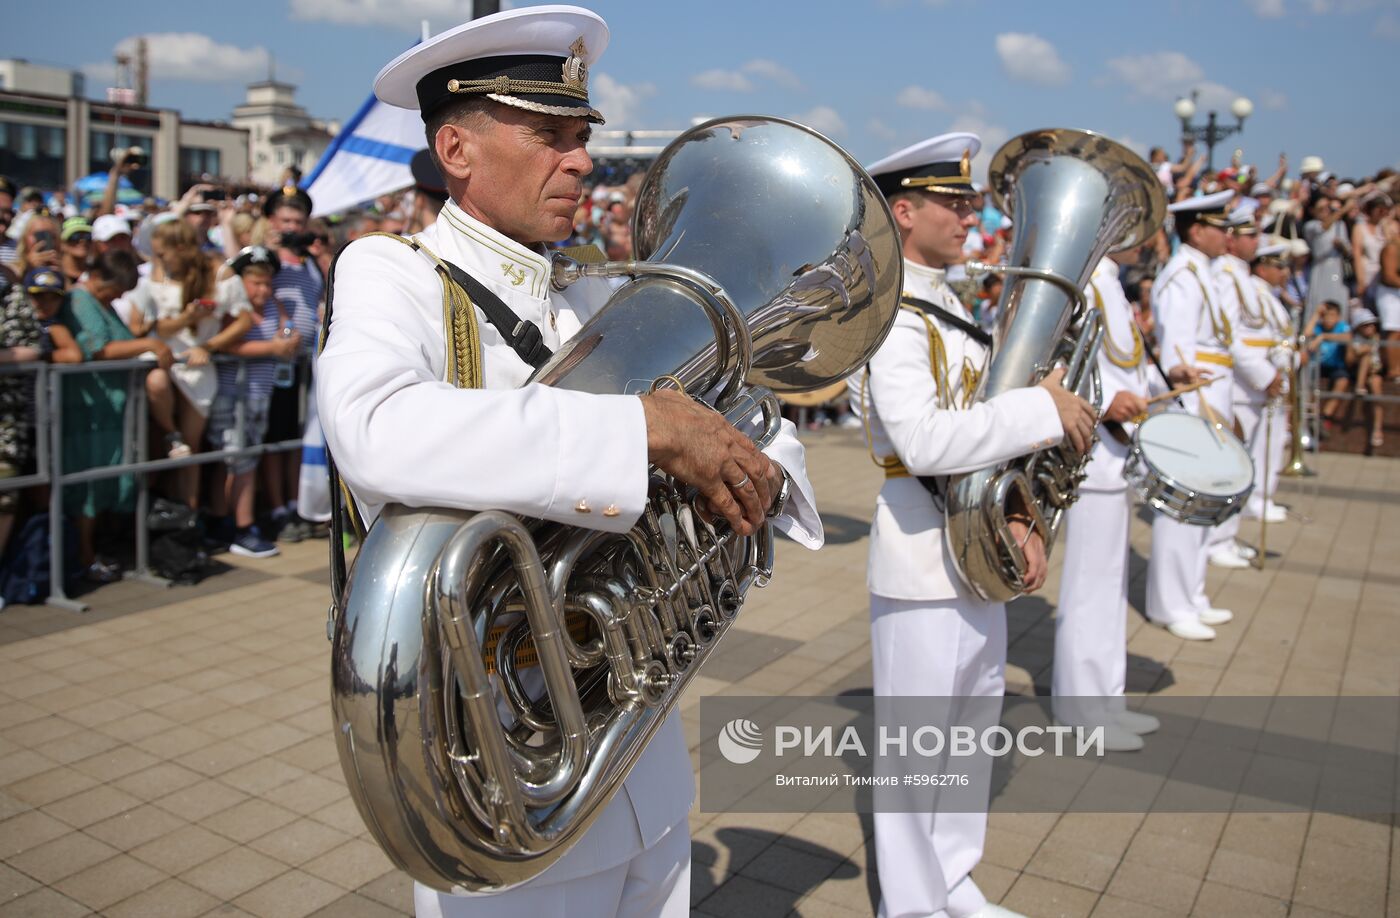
[329,116,901,892]
[944,128,1166,602]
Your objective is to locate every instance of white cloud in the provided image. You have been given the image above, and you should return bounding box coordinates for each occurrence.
[1103,51,1246,113]
[948,109,1009,184]
[592,74,654,130]
[742,59,803,90]
[691,69,754,92]
[290,0,474,30]
[896,85,949,111]
[1115,135,1148,158]
[867,118,899,142]
[793,105,847,138]
[1104,51,1204,99]
[1245,0,1287,16]
[1259,89,1289,110]
[86,34,270,84]
[1376,11,1400,38]
[994,33,1071,86]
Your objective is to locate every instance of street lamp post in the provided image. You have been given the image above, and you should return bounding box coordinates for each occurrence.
[1174,91,1254,172]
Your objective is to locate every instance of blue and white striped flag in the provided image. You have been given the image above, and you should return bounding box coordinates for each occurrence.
[303,92,424,217]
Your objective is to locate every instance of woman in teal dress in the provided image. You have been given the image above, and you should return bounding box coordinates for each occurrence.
[59,251,173,580]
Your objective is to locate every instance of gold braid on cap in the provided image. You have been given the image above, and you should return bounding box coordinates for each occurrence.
[447,75,591,102]
[900,148,974,192]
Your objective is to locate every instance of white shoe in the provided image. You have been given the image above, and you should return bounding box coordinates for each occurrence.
[1161,619,1217,641]
[1117,710,1161,735]
[1232,540,1259,561]
[1096,725,1146,752]
[1208,544,1251,569]
[1199,606,1234,625]
[966,905,1028,918]
[1265,505,1287,523]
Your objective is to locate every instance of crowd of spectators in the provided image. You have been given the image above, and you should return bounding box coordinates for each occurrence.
[943,141,1400,450]
[0,136,1395,596]
[0,151,329,589]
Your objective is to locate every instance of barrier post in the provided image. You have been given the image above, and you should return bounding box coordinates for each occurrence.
[45,366,86,612]
[127,364,166,587]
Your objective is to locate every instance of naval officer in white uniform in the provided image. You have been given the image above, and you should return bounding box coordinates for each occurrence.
[1146,192,1278,640]
[1208,211,1285,568]
[1052,249,1160,752]
[317,9,824,917]
[1245,240,1297,523]
[849,133,1096,918]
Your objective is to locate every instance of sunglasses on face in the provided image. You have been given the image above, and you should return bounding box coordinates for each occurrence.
[67,234,92,244]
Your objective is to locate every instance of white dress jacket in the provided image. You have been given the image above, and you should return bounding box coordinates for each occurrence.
[848,259,1063,602]
[318,200,823,883]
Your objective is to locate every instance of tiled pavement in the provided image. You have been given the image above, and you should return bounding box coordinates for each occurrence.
[0,428,1396,917]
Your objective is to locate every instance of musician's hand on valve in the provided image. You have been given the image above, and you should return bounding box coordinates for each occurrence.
[1103,391,1149,424]
[1265,372,1285,399]
[641,388,773,536]
[1009,518,1048,592]
[1037,367,1095,455]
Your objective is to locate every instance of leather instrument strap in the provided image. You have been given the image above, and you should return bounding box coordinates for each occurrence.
[900,294,993,347]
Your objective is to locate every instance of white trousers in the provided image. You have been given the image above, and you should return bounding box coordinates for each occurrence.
[1053,489,1130,726]
[870,593,1006,918]
[1242,400,1286,519]
[1149,377,1233,623]
[414,820,691,918]
[1209,398,1283,550]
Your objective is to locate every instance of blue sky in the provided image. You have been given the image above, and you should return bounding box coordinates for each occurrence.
[5,0,1396,180]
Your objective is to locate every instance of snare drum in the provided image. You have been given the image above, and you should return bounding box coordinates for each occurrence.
[1124,412,1254,526]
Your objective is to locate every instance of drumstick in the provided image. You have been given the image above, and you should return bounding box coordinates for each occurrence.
[1145,376,1219,406]
[1173,346,1226,443]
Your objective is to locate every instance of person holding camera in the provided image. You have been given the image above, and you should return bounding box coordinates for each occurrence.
[13,215,61,281]
[259,186,322,541]
[1305,193,1355,313]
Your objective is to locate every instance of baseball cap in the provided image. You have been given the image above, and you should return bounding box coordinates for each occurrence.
[22,268,64,295]
[92,214,131,242]
[60,217,93,241]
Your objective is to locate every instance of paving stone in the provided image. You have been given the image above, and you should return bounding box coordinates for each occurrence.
[737,839,845,894]
[5,831,119,885]
[0,887,92,917]
[232,869,343,918]
[0,809,71,858]
[130,824,236,875]
[51,853,165,911]
[83,803,186,850]
[301,838,397,890]
[179,844,287,900]
[248,818,352,867]
[1190,880,1288,918]
[1001,873,1101,918]
[306,893,410,918]
[40,783,142,829]
[1105,860,1200,914]
[1025,843,1121,893]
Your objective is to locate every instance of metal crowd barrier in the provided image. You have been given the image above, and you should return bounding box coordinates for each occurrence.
[0,355,309,613]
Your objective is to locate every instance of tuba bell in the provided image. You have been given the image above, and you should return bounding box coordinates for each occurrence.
[944,128,1166,602]
[329,116,902,892]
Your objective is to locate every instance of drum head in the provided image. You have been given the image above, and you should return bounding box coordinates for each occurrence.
[1134,413,1254,496]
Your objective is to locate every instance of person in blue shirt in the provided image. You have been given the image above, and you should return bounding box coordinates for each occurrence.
[1308,299,1349,434]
